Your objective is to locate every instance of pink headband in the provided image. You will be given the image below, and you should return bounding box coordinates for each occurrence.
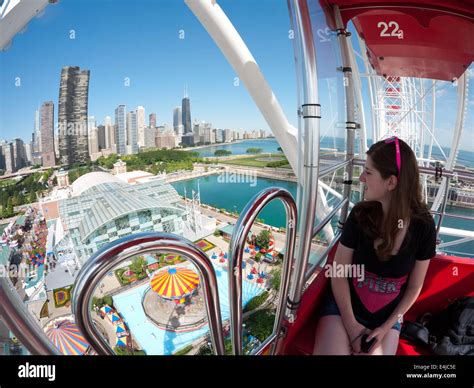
[384,136,401,179]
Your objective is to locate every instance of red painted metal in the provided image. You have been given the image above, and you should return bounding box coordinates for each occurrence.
[278,242,474,355]
[318,1,474,80]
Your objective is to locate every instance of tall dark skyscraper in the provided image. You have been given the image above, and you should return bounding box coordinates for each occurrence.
[181,87,192,134]
[58,66,90,165]
[97,125,106,150]
[40,101,56,167]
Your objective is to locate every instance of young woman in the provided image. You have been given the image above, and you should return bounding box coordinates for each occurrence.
[313,137,437,355]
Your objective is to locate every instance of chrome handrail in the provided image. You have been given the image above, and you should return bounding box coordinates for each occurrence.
[72,232,225,355]
[229,187,297,355]
[312,197,349,239]
[0,275,61,355]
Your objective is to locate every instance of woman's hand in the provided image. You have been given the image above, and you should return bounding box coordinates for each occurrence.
[347,320,368,354]
[365,324,391,354]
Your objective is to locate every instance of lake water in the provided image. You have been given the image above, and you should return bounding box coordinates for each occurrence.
[171,174,474,258]
[191,138,474,168]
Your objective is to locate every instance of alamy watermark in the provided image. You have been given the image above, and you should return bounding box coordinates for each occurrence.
[0,263,37,279]
[324,262,365,283]
[57,121,88,137]
[217,171,257,187]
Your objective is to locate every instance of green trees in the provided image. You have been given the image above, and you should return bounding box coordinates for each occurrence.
[114,347,146,356]
[214,150,232,157]
[68,166,95,184]
[96,149,201,175]
[0,172,50,218]
[268,268,281,291]
[129,257,147,275]
[246,147,263,154]
[255,229,271,250]
[245,309,275,342]
[266,159,289,168]
[243,291,269,313]
[91,295,113,309]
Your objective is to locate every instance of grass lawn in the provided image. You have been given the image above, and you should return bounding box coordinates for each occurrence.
[220,153,289,168]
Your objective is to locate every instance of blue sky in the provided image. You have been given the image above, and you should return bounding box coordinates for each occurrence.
[0,0,295,141]
[0,0,473,151]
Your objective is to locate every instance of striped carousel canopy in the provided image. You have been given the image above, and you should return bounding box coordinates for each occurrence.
[150,267,200,300]
[45,320,89,355]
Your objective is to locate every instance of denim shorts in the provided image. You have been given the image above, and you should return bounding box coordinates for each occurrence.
[319,292,402,332]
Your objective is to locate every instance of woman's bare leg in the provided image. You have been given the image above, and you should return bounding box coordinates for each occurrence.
[313,315,352,355]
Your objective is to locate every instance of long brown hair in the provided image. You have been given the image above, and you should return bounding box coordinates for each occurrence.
[353,138,431,261]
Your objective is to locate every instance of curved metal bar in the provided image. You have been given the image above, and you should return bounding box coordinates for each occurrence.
[72,232,225,355]
[0,276,61,355]
[229,187,297,355]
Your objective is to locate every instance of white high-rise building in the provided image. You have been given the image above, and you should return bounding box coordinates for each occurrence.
[202,123,214,144]
[136,106,146,148]
[173,107,183,137]
[25,143,33,164]
[144,127,157,149]
[126,110,138,154]
[104,115,115,151]
[88,116,99,156]
[115,105,127,155]
[224,128,233,143]
[34,108,41,153]
[193,120,202,144]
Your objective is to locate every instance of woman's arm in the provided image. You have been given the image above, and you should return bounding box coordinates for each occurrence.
[382,259,431,330]
[331,243,356,324]
[331,243,366,344]
[366,259,431,349]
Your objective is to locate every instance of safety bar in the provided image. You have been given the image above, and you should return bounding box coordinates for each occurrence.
[305,233,342,285]
[0,275,61,355]
[72,232,225,355]
[430,211,474,222]
[319,159,352,179]
[436,176,451,236]
[352,158,474,181]
[312,197,349,239]
[229,187,297,355]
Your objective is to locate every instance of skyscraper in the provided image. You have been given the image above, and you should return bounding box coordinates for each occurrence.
[149,113,156,129]
[0,144,5,172]
[88,116,99,156]
[115,105,126,155]
[104,116,115,152]
[136,106,146,148]
[173,106,183,137]
[2,143,14,173]
[34,108,40,153]
[58,66,90,165]
[182,87,192,134]
[40,101,56,167]
[97,125,106,150]
[12,139,26,170]
[126,110,138,154]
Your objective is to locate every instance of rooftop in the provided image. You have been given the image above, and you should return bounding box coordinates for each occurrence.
[70,172,125,197]
[59,172,184,242]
